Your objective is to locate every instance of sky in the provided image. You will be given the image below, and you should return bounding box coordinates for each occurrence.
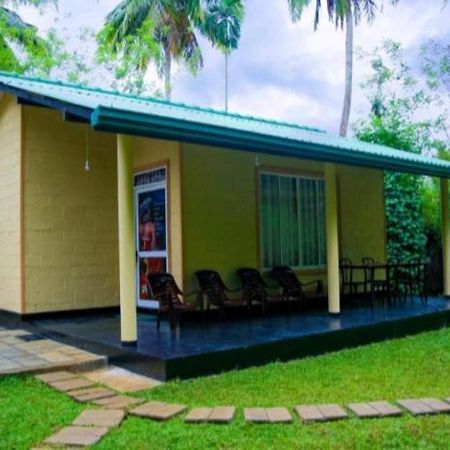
[16,0,450,135]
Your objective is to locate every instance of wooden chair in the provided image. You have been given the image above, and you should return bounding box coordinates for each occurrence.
[409,258,428,301]
[148,273,201,331]
[271,266,323,310]
[195,270,245,319]
[236,268,286,315]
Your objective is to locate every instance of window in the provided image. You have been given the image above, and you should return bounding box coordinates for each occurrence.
[260,172,326,269]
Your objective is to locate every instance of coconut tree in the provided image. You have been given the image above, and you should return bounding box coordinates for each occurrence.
[101,0,244,101]
[202,0,244,111]
[288,0,398,136]
[0,0,56,72]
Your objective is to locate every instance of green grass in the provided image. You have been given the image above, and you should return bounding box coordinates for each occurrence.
[2,328,450,449]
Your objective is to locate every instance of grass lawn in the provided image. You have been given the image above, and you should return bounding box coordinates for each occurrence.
[2,328,450,449]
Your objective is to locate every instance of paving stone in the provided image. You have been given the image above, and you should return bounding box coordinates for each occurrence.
[49,378,96,392]
[208,406,236,423]
[419,398,450,413]
[72,409,125,428]
[317,404,348,421]
[295,405,325,422]
[130,401,187,421]
[94,395,145,410]
[44,425,109,447]
[266,407,292,423]
[69,387,117,403]
[185,408,213,423]
[244,408,269,423]
[368,401,402,417]
[397,399,436,416]
[84,366,161,392]
[347,403,381,418]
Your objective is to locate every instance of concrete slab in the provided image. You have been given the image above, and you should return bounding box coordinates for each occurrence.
[83,366,161,392]
[44,426,109,447]
[397,399,436,416]
[317,404,348,421]
[419,398,450,413]
[295,405,325,423]
[185,408,213,423]
[244,408,269,423]
[49,378,96,392]
[94,395,145,410]
[208,406,235,424]
[347,403,381,418]
[368,401,403,417]
[72,409,125,428]
[266,407,292,423]
[69,387,116,403]
[35,371,77,383]
[130,401,187,421]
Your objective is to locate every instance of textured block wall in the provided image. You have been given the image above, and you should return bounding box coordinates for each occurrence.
[23,106,119,313]
[0,95,22,313]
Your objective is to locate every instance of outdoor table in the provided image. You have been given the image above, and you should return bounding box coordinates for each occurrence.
[339,261,428,300]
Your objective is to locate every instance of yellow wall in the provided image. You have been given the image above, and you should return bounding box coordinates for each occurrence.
[133,137,183,286]
[23,106,119,313]
[338,165,386,280]
[181,143,386,291]
[0,96,22,313]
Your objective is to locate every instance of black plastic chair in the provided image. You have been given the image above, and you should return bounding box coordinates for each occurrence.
[148,273,201,331]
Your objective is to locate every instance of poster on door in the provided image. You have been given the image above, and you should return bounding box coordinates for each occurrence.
[137,189,166,252]
[139,257,167,300]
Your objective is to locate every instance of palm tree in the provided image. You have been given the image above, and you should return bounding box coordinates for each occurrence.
[288,0,398,136]
[202,0,244,111]
[102,0,243,101]
[0,0,56,72]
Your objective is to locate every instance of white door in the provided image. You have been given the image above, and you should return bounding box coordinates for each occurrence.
[134,167,168,309]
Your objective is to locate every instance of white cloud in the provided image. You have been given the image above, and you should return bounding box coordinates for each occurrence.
[15,0,450,134]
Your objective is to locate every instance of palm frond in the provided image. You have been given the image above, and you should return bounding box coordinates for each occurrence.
[287,0,313,22]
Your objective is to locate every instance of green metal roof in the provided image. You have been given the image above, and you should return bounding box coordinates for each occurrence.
[1,71,450,178]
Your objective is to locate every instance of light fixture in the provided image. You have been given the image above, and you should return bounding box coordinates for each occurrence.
[84,129,91,172]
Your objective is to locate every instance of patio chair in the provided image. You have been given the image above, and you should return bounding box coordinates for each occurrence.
[339,258,366,298]
[409,258,428,301]
[195,270,246,319]
[148,273,201,331]
[362,257,390,302]
[271,266,323,310]
[236,268,286,315]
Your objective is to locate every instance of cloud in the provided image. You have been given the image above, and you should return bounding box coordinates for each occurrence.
[16,0,450,135]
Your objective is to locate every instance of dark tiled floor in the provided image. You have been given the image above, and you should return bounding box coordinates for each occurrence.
[32,297,450,361]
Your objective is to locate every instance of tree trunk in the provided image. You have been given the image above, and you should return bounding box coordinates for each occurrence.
[164,44,171,101]
[339,7,353,137]
[225,52,229,112]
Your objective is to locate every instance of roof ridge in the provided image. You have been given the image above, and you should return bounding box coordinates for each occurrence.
[0,70,325,134]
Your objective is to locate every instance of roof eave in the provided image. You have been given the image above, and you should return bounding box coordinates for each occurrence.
[92,106,450,179]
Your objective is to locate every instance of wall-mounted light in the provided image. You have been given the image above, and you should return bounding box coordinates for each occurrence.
[84,129,91,172]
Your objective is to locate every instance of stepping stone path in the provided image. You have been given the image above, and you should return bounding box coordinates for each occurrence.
[185,406,236,424]
[130,401,187,421]
[244,407,292,423]
[32,367,450,448]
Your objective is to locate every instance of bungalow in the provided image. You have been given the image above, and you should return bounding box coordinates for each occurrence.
[0,71,449,347]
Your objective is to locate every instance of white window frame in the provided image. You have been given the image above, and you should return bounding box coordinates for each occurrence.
[259,170,326,271]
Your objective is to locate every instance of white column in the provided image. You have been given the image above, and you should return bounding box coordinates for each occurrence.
[441,178,450,297]
[117,134,137,344]
[325,163,340,314]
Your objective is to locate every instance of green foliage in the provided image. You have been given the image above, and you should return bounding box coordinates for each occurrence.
[0,0,57,74]
[356,117,427,262]
[355,40,450,267]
